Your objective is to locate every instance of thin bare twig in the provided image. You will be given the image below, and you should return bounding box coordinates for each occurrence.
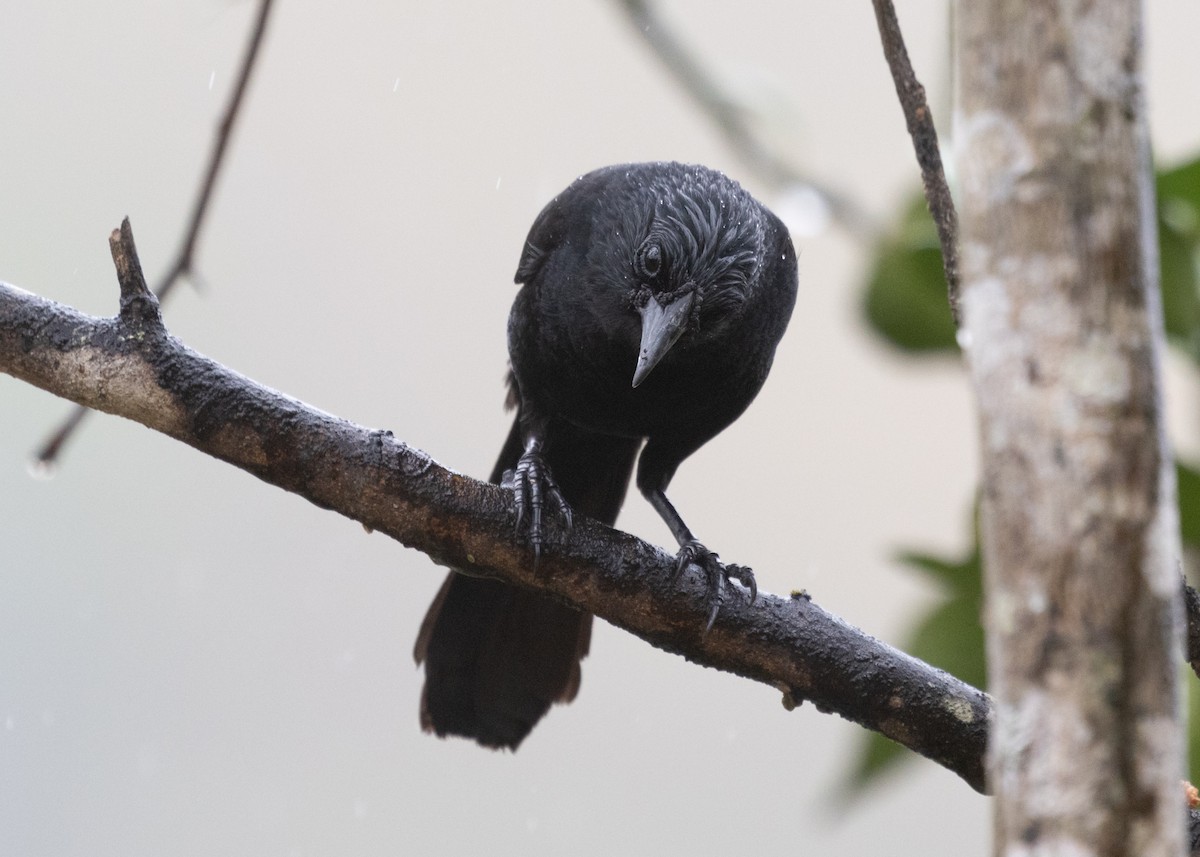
[34,0,275,465]
[615,0,877,240]
[157,0,275,302]
[870,0,961,326]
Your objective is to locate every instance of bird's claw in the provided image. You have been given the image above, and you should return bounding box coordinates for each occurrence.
[509,447,572,562]
[671,539,757,632]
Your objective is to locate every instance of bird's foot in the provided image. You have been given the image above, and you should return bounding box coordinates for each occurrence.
[670,539,757,632]
[506,446,573,562]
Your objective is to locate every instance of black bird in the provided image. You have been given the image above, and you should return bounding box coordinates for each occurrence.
[414,162,798,749]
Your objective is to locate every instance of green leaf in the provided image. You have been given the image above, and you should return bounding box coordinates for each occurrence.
[894,549,974,589]
[906,589,986,690]
[1178,461,1200,549]
[1157,156,1200,357]
[1158,215,1200,352]
[861,196,957,353]
[1158,157,1200,208]
[1190,671,1200,784]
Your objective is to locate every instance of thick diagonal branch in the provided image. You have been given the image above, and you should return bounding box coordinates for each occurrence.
[1,223,990,792]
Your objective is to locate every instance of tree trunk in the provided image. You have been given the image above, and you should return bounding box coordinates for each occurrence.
[955,1,1183,855]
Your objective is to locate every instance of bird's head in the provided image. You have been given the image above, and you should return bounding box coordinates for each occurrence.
[622,178,766,387]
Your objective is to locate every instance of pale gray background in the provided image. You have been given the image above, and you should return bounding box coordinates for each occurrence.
[3,2,1198,855]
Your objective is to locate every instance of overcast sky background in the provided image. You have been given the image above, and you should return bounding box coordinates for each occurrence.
[3,2,1200,855]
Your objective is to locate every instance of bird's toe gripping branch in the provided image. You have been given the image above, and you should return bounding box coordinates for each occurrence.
[507,446,573,562]
[670,539,757,632]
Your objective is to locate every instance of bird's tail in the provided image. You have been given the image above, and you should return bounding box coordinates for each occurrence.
[414,414,640,749]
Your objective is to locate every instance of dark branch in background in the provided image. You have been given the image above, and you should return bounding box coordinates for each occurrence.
[870,0,961,326]
[2,222,989,791]
[34,0,275,466]
[614,0,877,241]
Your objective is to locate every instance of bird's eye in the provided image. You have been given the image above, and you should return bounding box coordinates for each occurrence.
[637,242,663,279]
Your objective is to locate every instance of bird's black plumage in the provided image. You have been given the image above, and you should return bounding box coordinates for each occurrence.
[414,162,798,749]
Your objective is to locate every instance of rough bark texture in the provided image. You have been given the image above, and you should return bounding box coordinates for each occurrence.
[955,2,1183,855]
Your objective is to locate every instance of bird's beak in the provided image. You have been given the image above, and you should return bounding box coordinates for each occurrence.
[632,291,695,388]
